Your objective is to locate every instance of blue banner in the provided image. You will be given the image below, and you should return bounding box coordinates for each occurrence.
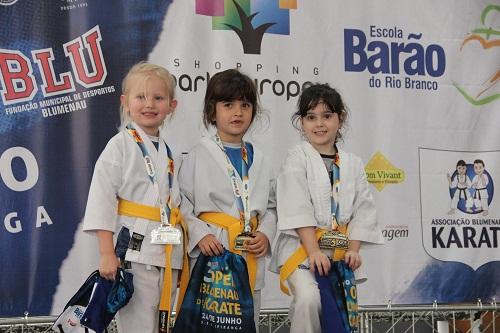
[0,0,171,317]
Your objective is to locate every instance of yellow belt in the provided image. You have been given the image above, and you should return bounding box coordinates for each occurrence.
[279,225,348,296]
[117,198,190,331]
[198,212,258,293]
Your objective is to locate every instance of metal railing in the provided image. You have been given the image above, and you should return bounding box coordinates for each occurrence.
[1,300,498,333]
[359,300,498,333]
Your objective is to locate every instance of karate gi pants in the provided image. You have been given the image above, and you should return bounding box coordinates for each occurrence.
[287,268,322,333]
[116,262,179,333]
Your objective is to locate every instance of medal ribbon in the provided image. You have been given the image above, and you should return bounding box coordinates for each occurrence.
[126,124,174,227]
[331,153,341,230]
[125,124,181,333]
[214,134,251,233]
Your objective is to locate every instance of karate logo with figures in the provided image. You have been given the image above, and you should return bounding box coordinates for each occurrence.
[446,159,494,216]
[419,148,500,270]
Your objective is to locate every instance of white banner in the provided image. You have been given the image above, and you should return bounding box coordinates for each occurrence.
[147,0,500,307]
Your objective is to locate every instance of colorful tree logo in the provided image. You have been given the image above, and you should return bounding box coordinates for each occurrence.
[195,0,297,54]
[454,5,500,106]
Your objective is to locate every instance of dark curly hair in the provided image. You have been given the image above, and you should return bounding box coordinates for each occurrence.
[292,83,348,143]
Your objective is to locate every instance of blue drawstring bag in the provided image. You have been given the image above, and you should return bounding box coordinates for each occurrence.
[105,269,134,314]
[316,272,348,333]
[53,269,133,333]
[316,261,359,333]
[173,250,256,333]
[78,276,114,333]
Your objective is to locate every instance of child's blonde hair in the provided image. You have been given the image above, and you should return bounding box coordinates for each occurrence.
[119,62,176,130]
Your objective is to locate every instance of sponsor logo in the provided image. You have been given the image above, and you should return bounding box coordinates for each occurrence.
[169,1,318,100]
[453,5,500,105]
[365,151,405,191]
[195,0,297,54]
[419,148,500,270]
[168,64,317,100]
[382,225,409,241]
[0,26,115,119]
[344,25,446,91]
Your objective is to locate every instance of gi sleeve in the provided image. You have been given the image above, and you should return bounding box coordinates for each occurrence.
[178,149,212,254]
[277,151,318,235]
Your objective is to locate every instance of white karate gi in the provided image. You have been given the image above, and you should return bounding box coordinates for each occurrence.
[83,123,183,333]
[449,174,472,209]
[178,136,277,328]
[269,141,383,333]
[472,173,489,211]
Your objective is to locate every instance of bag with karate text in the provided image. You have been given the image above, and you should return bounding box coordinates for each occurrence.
[173,250,256,333]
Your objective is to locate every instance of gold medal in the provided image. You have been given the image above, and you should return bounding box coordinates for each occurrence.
[234,232,254,251]
[318,230,349,250]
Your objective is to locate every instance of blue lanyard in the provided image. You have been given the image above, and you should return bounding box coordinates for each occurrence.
[214,134,251,233]
[126,124,174,226]
[331,154,340,229]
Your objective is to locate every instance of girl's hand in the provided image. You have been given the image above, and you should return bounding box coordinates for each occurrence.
[309,250,331,276]
[198,234,224,256]
[344,250,362,270]
[99,253,120,281]
[245,231,269,257]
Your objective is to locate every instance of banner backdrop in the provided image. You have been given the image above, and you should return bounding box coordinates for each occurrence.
[1,0,499,317]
